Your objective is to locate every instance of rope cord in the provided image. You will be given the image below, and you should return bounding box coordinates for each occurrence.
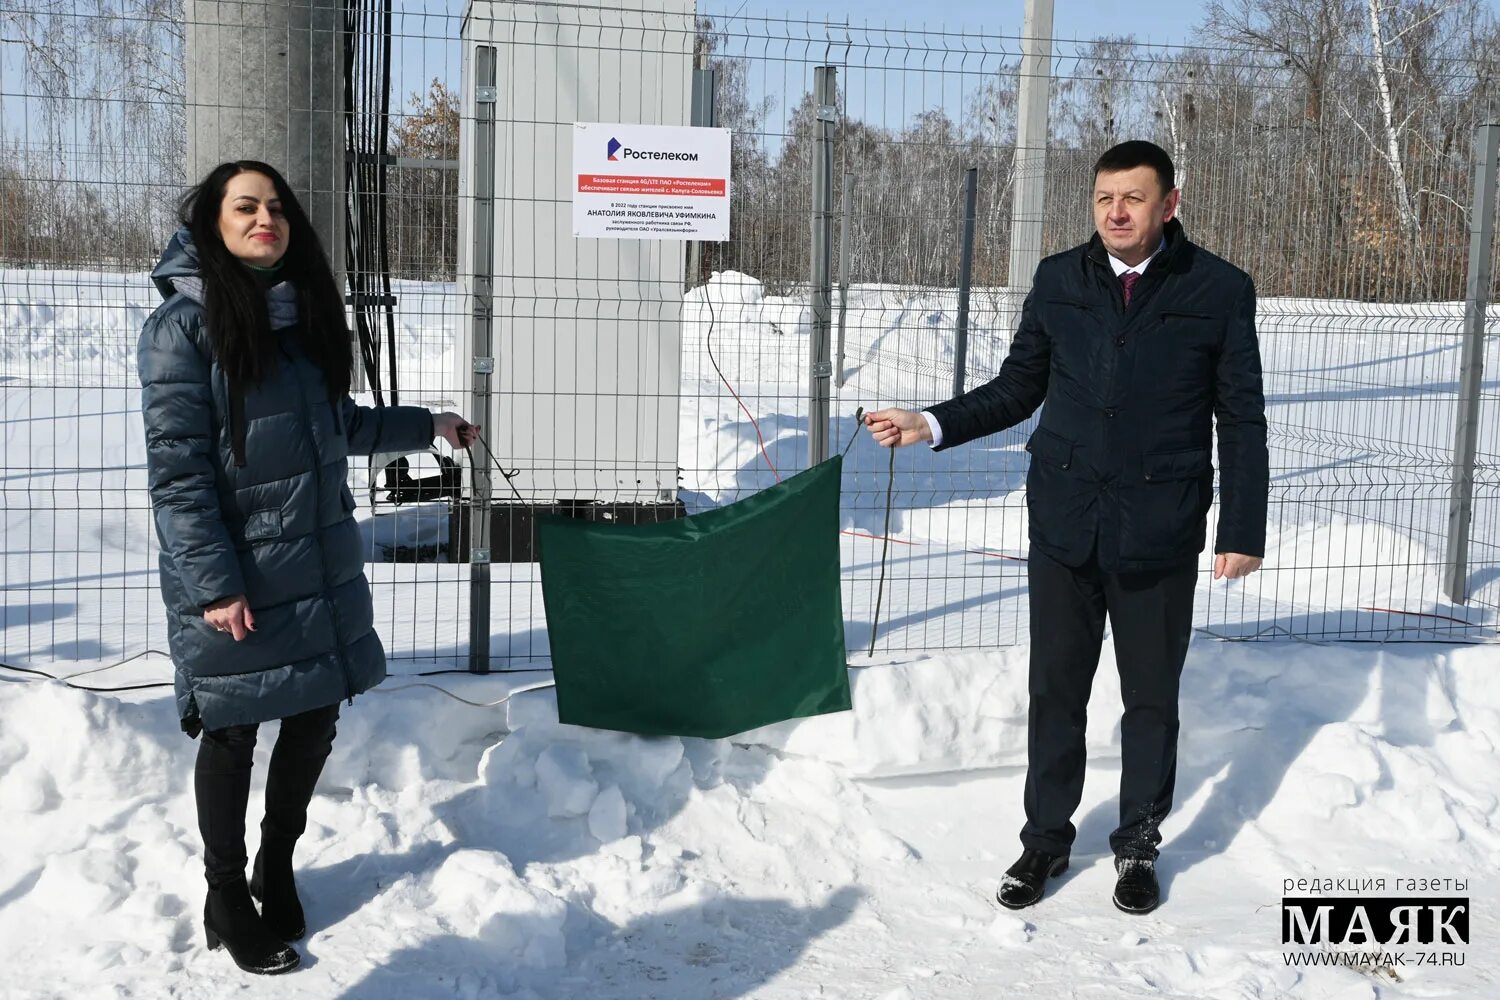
[703,280,781,482]
[868,442,896,657]
[0,651,174,692]
[10,428,1490,703]
[372,679,556,708]
[841,406,865,458]
[0,655,558,704]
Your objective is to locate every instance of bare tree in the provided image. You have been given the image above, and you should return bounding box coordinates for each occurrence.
[1,0,186,265]
[1154,52,1213,223]
[694,17,775,285]
[966,63,1020,281]
[1357,1,1428,250]
[1054,36,1150,151]
[1202,0,1360,124]
[389,79,460,279]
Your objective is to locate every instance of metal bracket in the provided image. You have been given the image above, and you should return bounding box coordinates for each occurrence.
[811,361,833,378]
[476,86,497,104]
[471,547,491,564]
[816,104,837,123]
[473,357,495,374]
[345,292,397,308]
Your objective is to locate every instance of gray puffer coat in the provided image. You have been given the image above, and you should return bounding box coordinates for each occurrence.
[138,229,434,734]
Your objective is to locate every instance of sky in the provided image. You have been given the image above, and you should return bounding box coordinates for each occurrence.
[716,0,1213,47]
[737,0,1500,42]
[687,0,1223,142]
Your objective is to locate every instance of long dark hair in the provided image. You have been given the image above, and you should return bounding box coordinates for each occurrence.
[179,161,351,399]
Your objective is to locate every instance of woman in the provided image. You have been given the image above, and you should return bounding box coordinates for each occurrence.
[138,161,478,975]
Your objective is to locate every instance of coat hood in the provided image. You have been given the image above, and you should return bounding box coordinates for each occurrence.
[150,226,300,329]
[150,227,200,301]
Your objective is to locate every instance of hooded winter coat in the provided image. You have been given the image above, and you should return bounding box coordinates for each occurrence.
[138,229,435,734]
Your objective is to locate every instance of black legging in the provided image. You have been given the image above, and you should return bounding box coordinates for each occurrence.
[195,702,341,887]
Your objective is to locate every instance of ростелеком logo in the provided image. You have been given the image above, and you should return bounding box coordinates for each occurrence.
[607,137,622,161]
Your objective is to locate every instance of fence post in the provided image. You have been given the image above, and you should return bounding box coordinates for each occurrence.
[836,171,853,389]
[953,166,978,399]
[467,46,498,673]
[187,0,346,376]
[1007,0,1053,291]
[1444,122,1500,605]
[685,58,717,292]
[808,66,837,466]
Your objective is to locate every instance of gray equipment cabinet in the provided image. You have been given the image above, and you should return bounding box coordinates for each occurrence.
[457,0,695,562]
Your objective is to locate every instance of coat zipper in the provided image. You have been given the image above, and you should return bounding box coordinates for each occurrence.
[288,350,355,704]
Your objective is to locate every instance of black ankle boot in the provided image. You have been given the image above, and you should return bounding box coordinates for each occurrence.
[204,876,300,974]
[249,840,306,942]
[1112,857,1161,914]
[997,849,1069,909]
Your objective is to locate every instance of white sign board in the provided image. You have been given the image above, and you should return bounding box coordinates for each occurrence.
[572,122,731,240]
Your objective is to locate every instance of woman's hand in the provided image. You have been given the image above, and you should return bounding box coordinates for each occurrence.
[434,412,481,450]
[205,595,255,641]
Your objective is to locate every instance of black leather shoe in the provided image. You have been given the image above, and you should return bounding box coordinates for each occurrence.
[1113,857,1160,914]
[204,877,300,975]
[249,841,306,942]
[996,849,1069,909]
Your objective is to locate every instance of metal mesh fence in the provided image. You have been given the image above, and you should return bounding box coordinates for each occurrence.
[3,1,1499,683]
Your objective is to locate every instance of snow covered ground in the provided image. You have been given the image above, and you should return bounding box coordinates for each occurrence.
[3,268,1500,997]
[3,638,1497,998]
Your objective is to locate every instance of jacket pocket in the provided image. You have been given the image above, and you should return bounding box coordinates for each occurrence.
[1025,427,1075,470]
[242,508,284,541]
[179,611,224,638]
[1143,447,1211,481]
[1044,299,1093,312]
[1158,311,1219,344]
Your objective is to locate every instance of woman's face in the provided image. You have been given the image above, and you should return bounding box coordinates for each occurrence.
[217,171,289,267]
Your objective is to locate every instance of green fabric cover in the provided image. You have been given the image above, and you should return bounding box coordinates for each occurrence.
[538,457,852,738]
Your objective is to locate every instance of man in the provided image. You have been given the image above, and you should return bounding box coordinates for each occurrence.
[865,140,1267,915]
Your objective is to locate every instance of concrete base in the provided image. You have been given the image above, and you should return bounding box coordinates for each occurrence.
[448,500,687,564]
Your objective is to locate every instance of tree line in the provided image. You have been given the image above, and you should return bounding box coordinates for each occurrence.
[699,1,1500,302]
[2,0,1498,301]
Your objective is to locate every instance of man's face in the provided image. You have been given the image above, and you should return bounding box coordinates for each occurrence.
[1092,165,1180,266]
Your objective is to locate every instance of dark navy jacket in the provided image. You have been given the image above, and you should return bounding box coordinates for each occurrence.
[138,230,435,733]
[927,219,1268,572]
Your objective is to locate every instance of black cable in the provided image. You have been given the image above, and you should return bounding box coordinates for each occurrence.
[2,652,544,691]
[343,0,398,407]
[1,652,175,693]
[0,661,55,679]
[377,0,399,406]
[414,667,551,677]
[868,443,896,657]
[703,276,780,479]
[360,0,383,403]
[342,0,382,402]
[841,406,866,458]
[839,405,898,657]
[64,680,175,693]
[472,431,527,503]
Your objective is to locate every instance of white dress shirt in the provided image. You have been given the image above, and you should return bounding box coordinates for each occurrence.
[921,236,1168,448]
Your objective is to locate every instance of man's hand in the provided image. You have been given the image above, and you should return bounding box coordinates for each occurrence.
[864,408,932,448]
[434,412,481,450]
[1214,553,1262,580]
[205,594,255,641]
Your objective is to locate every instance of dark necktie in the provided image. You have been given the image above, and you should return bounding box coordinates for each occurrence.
[1120,271,1140,308]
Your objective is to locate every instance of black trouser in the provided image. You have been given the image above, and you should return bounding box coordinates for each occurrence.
[1020,544,1198,861]
[195,702,341,887]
